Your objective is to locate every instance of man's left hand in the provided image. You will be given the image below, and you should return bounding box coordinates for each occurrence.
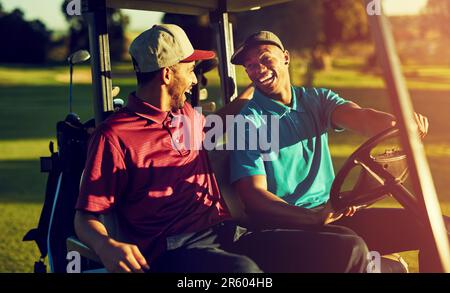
[323,202,358,225]
[343,206,357,217]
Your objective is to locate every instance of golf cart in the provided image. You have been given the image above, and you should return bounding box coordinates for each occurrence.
[24,0,450,273]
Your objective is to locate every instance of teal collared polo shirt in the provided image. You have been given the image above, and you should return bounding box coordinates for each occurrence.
[229,86,348,208]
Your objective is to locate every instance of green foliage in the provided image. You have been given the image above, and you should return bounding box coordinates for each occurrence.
[61,0,129,61]
[232,0,369,50]
[0,8,52,63]
[425,0,450,37]
[233,0,322,50]
[321,0,369,48]
[161,0,369,54]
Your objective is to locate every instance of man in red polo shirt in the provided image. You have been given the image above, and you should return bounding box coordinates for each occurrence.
[74,24,261,273]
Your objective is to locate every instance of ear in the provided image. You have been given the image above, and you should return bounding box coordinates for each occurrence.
[161,67,172,85]
[283,50,290,65]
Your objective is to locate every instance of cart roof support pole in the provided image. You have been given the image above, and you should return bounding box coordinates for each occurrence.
[211,1,238,105]
[84,0,114,124]
[365,0,450,272]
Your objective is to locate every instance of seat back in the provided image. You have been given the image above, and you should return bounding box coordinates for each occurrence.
[207,149,248,223]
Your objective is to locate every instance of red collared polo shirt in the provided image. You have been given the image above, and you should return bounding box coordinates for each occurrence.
[76,93,231,261]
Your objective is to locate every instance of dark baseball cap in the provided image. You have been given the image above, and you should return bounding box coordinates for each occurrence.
[231,31,285,65]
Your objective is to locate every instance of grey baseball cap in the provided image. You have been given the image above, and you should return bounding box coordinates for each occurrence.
[231,31,285,65]
[129,24,215,72]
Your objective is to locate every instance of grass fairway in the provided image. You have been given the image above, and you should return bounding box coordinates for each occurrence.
[0,62,449,272]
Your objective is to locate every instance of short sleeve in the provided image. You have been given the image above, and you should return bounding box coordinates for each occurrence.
[319,88,349,132]
[229,119,266,184]
[76,127,128,213]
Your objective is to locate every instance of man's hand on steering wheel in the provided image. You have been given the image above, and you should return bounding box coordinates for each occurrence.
[322,201,357,225]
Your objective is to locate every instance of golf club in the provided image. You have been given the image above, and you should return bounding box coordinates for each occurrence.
[67,50,91,114]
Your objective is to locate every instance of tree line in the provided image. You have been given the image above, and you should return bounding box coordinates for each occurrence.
[0,0,447,64]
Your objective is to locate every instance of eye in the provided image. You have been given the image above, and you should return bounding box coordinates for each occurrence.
[245,63,258,71]
[261,56,273,65]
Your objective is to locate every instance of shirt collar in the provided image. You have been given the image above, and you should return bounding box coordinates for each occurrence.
[292,87,305,113]
[126,93,171,124]
[253,86,304,116]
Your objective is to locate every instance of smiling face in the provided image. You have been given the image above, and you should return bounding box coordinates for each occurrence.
[167,61,197,112]
[242,44,290,99]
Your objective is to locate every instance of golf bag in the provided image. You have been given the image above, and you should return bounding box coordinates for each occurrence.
[23,115,94,273]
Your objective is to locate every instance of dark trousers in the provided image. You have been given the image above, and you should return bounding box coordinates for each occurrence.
[151,221,369,273]
[334,207,450,272]
[151,208,450,273]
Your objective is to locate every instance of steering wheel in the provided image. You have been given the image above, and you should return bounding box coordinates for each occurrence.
[329,127,414,213]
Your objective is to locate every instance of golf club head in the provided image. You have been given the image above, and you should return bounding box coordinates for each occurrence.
[112,86,120,98]
[113,98,125,110]
[65,112,82,128]
[199,88,208,101]
[68,50,91,65]
[199,101,216,112]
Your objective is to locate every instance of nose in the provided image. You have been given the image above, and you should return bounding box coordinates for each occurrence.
[191,72,198,86]
[255,64,269,78]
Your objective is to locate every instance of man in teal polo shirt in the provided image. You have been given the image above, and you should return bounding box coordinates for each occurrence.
[231,86,347,209]
[228,31,450,272]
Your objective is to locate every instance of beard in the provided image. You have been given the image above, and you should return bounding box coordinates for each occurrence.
[170,92,186,112]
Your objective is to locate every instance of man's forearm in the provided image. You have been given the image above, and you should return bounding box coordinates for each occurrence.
[333,103,396,137]
[74,211,150,272]
[242,188,324,229]
[74,211,111,253]
[356,108,396,137]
